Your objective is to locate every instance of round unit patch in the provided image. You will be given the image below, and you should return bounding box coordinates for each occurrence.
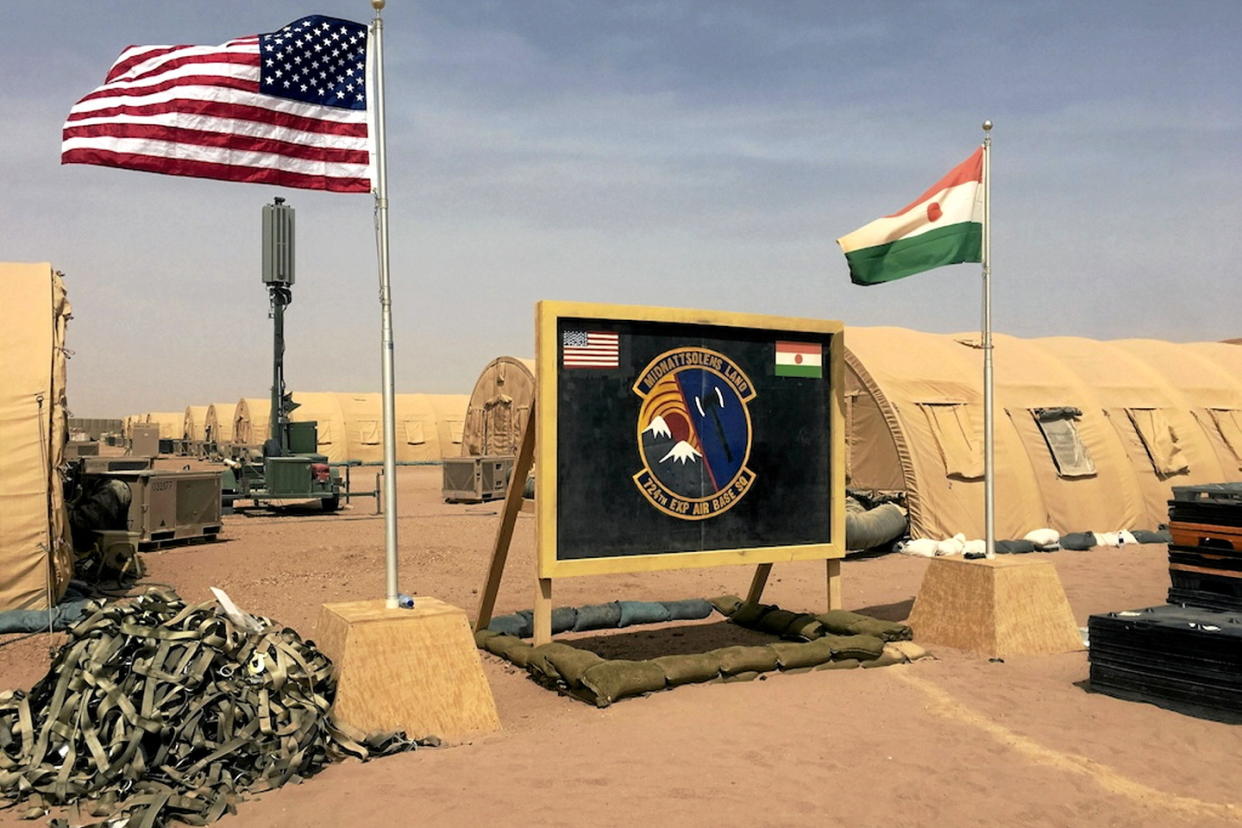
[632,347,757,520]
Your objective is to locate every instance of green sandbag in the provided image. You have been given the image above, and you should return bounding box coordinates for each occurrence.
[770,640,834,669]
[580,660,667,707]
[662,598,713,621]
[652,653,721,686]
[711,645,780,675]
[708,594,744,616]
[484,634,534,667]
[821,634,885,662]
[758,609,800,636]
[618,601,671,627]
[729,601,772,629]
[527,642,581,683]
[544,646,605,687]
[815,658,860,670]
[861,648,906,669]
[784,614,824,641]
[815,610,912,642]
[474,629,501,647]
[487,613,531,638]
[572,602,622,631]
[720,670,761,683]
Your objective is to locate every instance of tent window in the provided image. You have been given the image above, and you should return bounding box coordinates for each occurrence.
[1032,407,1095,478]
[1125,408,1188,476]
[449,419,465,445]
[917,403,983,479]
[405,420,426,445]
[317,422,332,445]
[1208,409,1242,469]
[359,420,381,445]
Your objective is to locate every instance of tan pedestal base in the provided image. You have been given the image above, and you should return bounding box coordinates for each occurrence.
[907,556,1082,658]
[317,597,500,744]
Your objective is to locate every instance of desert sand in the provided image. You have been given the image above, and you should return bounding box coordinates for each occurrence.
[3,466,1240,827]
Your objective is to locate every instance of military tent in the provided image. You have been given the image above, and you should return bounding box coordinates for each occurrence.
[845,327,1242,540]
[233,398,270,447]
[205,402,237,444]
[461,357,536,457]
[0,263,74,611]
[183,405,211,442]
[145,412,184,440]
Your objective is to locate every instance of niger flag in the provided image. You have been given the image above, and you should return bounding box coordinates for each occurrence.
[838,148,983,286]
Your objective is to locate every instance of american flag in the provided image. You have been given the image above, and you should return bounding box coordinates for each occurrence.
[61,15,371,193]
[562,330,620,369]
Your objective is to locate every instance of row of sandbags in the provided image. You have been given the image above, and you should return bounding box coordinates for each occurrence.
[486,599,713,638]
[897,527,1172,558]
[476,597,924,707]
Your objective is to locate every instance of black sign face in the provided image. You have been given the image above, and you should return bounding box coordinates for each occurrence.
[550,313,836,566]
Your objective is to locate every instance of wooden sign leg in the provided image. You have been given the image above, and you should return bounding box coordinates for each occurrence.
[473,404,538,632]
[746,563,772,605]
[533,577,553,646]
[826,558,842,610]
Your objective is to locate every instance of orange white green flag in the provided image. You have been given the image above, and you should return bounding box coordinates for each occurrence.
[837,148,984,286]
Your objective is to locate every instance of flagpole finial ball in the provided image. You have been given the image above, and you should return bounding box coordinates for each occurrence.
[982,120,993,131]
[371,0,385,9]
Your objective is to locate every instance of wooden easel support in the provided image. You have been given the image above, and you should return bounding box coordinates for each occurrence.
[473,403,537,633]
[747,559,842,611]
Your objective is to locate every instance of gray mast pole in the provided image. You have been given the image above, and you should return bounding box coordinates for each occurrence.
[981,120,994,559]
[370,0,400,606]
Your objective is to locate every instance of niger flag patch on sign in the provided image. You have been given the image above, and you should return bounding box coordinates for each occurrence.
[775,341,822,378]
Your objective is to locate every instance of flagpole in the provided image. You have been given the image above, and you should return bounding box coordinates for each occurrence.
[370,0,400,606]
[981,119,995,559]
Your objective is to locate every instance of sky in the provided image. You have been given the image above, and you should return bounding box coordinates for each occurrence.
[3,1,1240,417]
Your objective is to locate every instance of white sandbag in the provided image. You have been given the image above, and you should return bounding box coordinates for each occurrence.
[1118,530,1138,546]
[961,539,986,557]
[1023,528,1060,549]
[899,538,939,557]
[935,533,966,557]
[1093,531,1120,547]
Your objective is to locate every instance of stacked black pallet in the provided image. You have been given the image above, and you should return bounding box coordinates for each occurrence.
[1087,483,1242,716]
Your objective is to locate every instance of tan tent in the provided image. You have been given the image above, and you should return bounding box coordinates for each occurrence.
[145,412,184,440]
[0,263,74,611]
[205,402,237,444]
[845,327,1242,540]
[282,392,467,463]
[234,398,271,446]
[183,405,211,442]
[461,357,536,456]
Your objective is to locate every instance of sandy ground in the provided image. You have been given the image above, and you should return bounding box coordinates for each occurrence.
[3,466,1241,827]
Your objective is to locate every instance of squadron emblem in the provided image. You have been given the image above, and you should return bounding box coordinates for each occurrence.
[632,347,756,520]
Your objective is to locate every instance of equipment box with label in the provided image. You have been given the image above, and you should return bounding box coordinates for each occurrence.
[442,456,515,503]
[100,469,224,547]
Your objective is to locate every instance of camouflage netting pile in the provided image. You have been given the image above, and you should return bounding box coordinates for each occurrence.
[478,596,928,707]
[0,589,432,827]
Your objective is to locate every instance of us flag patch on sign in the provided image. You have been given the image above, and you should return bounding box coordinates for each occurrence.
[563,330,620,368]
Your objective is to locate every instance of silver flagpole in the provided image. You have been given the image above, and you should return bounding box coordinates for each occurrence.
[370,0,400,606]
[981,120,995,559]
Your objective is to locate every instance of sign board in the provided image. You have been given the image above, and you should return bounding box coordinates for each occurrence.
[536,301,844,578]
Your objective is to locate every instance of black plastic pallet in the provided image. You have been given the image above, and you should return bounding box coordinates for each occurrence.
[1168,590,1242,613]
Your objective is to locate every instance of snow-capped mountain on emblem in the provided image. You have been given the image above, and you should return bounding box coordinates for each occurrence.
[659,441,701,464]
[643,415,672,440]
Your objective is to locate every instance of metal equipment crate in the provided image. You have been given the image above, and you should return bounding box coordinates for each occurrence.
[442,456,515,502]
[99,469,224,547]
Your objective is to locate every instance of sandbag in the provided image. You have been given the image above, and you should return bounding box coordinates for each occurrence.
[815,610,911,642]
[708,594,744,616]
[474,628,501,647]
[758,608,800,636]
[729,601,771,628]
[1131,528,1172,544]
[527,642,581,684]
[487,613,531,638]
[652,653,721,686]
[551,606,578,634]
[770,639,834,670]
[711,645,780,675]
[544,646,605,687]
[846,502,908,550]
[821,634,885,661]
[661,598,713,621]
[885,641,930,662]
[1060,532,1095,551]
[862,647,908,668]
[572,602,622,631]
[618,601,671,627]
[994,539,1037,555]
[580,660,667,707]
[484,634,535,667]
[783,613,824,641]
[815,658,860,670]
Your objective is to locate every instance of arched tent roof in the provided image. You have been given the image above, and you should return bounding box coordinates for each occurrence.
[205,402,237,443]
[461,357,535,457]
[845,327,1242,540]
[286,392,469,463]
[183,405,211,441]
[145,412,184,440]
[234,398,270,446]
